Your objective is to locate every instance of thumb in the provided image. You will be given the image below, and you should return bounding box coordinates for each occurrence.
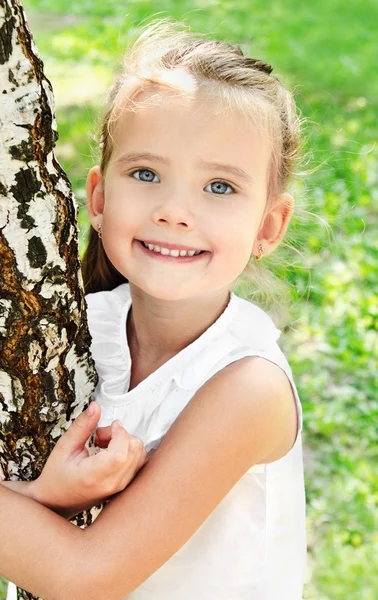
[57,402,101,455]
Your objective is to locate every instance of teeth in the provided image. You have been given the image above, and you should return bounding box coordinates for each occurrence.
[142,242,202,257]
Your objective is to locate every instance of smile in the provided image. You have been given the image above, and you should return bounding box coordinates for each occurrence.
[141,241,203,257]
[136,240,208,262]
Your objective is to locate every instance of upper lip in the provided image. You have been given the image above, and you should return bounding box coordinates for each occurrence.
[138,239,206,252]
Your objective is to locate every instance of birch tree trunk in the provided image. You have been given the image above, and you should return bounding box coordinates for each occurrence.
[0,1,99,597]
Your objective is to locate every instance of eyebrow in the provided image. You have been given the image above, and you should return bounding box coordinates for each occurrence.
[197,160,255,184]
[115,152,169,167]
[115,152,254,184]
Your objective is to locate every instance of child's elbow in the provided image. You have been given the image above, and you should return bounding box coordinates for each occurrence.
[55,563,116,600]
[54,538,135,600]
[56,556,127,600]
[56,581,108,600]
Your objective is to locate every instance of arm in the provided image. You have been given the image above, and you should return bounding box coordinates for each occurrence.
[0,406,147,520]
[0,357,297,600]
[0,484,85,599]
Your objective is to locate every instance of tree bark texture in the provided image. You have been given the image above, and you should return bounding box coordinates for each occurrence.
[0,1,99,596]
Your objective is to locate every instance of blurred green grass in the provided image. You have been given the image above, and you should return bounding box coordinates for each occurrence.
[1,1,377,598]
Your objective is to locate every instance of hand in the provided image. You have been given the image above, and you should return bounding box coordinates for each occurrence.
[30,402,147,519]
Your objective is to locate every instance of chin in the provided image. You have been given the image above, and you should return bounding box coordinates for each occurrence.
[130,280,201,302]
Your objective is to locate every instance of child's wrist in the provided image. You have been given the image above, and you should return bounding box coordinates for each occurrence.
[0,478,73,519]
[27,478,75,519]
[0,478,48,510]
[0,479,37,501]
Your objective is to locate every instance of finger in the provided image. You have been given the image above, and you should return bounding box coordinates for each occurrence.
[96,420,127,447]
[128,434,145,456]
[106,421,131,464]
[96,425,113,438]
[56,402,101,456]
[127,435,147,473]
[95,437,109,449]
[95,424,115,449]
[95,425,113,444]
[120,442,147,489]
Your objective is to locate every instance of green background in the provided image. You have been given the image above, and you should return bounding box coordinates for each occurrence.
[1,1,377,598]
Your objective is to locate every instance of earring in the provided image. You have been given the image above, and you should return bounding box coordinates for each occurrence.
[97,223,103,240]
[256,244,265,261]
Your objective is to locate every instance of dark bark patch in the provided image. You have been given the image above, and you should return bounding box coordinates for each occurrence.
[10,139,35,163]
[65,321,78,344]
[8,67,18,86]
[16,204,35,230]
[27,235,47,268]
[0,180,7,196]
[0,13,16,66]
[11,168,40,229]
[10,167,41,204]
[46,265,66,286]
[60,219,71,246]
[40,108,58,155]
[40,370,57,405]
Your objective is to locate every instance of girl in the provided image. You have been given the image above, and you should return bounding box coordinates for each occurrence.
[1,20,307,600]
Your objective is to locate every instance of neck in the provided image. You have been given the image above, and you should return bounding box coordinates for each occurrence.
[127,283,231,365]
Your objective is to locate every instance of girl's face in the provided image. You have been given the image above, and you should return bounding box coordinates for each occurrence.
[88,89,293,302]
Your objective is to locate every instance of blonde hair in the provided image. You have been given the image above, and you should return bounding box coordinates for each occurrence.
[82,19,301,320]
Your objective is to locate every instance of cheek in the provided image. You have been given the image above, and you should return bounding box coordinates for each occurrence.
[212,211,256,254]
[101,203,134,262]
[102,188,136,231]
[207,222,254,280]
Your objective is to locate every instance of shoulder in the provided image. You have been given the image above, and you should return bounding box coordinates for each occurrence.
[199,356,298,463]
[219,354,293,399]
[169,355,298,469]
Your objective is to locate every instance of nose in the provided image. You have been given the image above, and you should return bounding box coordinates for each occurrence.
[151,190,195,230]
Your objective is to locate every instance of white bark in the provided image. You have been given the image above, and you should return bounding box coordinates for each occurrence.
[0,1,100,597]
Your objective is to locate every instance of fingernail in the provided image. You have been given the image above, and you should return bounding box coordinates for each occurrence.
[87,402,95,416]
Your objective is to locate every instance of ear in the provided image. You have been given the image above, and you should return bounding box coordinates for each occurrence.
[86,165,105,230]
[254,192,294,257]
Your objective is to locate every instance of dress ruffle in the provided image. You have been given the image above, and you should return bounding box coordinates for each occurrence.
[85,283,291,453]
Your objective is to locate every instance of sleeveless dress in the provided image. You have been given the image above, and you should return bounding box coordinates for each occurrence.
[7,282,307,600]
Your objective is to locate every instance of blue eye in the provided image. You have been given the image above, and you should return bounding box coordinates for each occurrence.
[205,181,234,195]
[131,169,160,183]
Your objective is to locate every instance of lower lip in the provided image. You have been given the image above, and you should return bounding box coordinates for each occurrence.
[135,240,209,263]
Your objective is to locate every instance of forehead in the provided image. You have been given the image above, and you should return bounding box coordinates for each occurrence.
[110,86,272,173]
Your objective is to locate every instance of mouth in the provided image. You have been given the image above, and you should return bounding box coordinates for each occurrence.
[136,240,208,262]
[139,239,206,256]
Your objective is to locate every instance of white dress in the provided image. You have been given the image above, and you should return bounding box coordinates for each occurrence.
[8,283,306,600]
